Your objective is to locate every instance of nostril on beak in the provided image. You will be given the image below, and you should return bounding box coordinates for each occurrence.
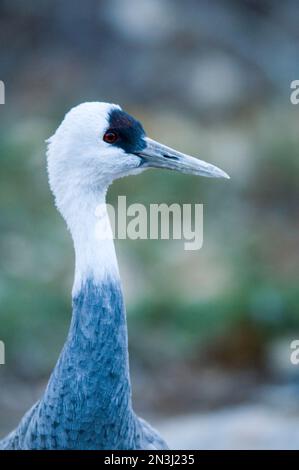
[163,153,179,161]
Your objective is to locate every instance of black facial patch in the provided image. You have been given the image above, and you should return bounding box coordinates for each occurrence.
[107,108,146,154]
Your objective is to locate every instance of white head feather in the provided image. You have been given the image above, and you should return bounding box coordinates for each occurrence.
[46,102,143,293]
[47,102,143,225]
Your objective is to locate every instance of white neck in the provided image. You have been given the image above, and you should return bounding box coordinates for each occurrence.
[63,190,119,297]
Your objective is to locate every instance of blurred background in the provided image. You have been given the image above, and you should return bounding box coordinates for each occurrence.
[1,0,299,449]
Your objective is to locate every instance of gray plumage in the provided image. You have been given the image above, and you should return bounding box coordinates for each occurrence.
[0,278,168,450]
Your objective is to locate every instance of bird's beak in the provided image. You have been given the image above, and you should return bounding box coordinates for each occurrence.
[137,137,230,179]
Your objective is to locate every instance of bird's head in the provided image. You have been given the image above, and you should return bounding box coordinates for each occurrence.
[47,102,229,218]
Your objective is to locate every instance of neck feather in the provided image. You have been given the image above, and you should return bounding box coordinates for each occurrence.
[67,191,119,295]
[33,192,138,449]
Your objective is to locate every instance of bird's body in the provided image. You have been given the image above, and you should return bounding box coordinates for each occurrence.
[0,279,166,449]
[0,102,228,450]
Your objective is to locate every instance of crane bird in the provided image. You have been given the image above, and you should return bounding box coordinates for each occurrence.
[0,102,229,450]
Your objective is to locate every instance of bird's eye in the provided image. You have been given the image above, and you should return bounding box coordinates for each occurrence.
[103,130,118,144]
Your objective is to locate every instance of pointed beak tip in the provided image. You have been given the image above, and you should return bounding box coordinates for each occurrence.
[211,167,230,180]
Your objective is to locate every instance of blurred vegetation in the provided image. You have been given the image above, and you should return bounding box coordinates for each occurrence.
[0,0,299,422]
